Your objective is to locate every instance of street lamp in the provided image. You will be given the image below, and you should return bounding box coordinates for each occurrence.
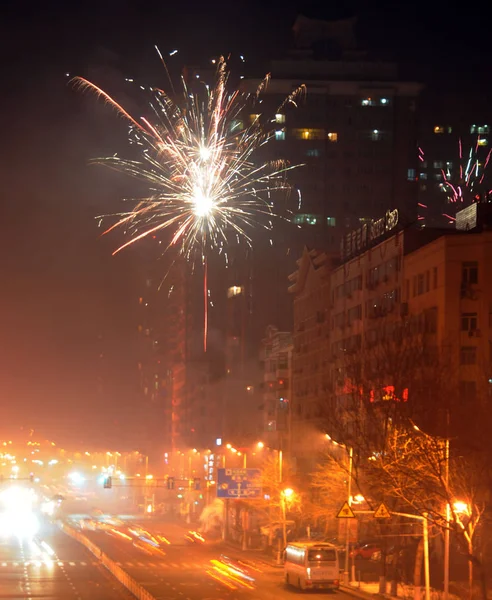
[453,501,469,515]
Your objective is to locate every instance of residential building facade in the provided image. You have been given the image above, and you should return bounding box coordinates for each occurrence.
[259,325,293,454]
[290,217,492,459]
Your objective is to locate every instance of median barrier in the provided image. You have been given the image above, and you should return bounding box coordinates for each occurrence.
[59,522,156,600]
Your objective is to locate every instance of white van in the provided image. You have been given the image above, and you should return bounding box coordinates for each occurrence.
[284,542,340,591]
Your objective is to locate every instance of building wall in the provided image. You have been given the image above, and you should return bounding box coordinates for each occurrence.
[288,247,332,469]
[404,232,492,420]
[259,326,293,453]
[289,227,492,455]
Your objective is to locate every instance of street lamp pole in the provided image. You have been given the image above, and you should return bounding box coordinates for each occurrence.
[423,512,431,600]
[344,446,353,586]
[444,436,450,600]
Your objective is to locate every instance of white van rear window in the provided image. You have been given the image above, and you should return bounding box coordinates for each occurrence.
[308,549,336,562]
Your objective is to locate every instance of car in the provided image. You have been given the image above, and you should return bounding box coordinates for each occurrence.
[350,543,381,559]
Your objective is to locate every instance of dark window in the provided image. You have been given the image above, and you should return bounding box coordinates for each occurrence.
[459,380,477,400]
[462,261,478,285]
[461,313,478,332]
[460,346,477,365]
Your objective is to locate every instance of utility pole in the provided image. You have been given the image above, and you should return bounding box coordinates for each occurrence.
[444,408,451,600]
[444,436,450,600]
[344,447,353,586]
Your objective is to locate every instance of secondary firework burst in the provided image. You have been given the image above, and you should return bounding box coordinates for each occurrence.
[73,56,305,260]
[418,135,492,226]
[440,135,492,221]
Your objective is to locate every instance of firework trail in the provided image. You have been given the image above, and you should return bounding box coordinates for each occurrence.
[73,55,305,349]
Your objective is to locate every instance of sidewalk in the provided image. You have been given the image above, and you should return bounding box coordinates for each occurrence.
[342,581,461,599]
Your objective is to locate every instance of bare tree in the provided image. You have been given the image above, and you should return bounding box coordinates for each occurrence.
[367,424,487,600]
[309,451,352,532]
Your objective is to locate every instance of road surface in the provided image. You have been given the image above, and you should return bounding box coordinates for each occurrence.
[80,519,362,600]
[0,518,132,600]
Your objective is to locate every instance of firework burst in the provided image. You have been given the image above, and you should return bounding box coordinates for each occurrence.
[73,56,305,260]
[74,54,305,349]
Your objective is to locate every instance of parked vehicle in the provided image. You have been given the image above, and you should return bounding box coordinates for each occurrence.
[284,542,340,591]
[350,543,381,559]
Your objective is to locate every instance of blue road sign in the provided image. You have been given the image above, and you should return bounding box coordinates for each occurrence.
[217,468,262,499]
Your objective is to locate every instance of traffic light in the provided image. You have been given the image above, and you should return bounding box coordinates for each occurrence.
[193,477,201,491]
[104,476,112,489]
[167,477,175,490]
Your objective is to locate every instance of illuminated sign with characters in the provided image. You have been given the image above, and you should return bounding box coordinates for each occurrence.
[340,209,399,262]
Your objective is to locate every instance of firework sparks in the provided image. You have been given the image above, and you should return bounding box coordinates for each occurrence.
[73,57,305,260]
[440,135,492,208]
[74,55,305,349]
[418,135,492,227]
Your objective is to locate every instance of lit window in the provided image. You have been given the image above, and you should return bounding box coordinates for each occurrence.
[293,213,319,225]
[275,130,286,141]
[275,113,286,124]
[434,126,444,134]
[470,125,477,134]
[419,172,427,180]
[306,148,321,157]
[361,97,374,106]
[327,132,338,142]
[249,114,260,124]
[407,168,416,181]
[371,129,382,141]
[292,128,325,140]
[478,125,489,134]
[433,161,444,169]
[434,173,443,181]
[326,217,336,227]
[478,138,488,146]
[227,285,243,298]
[380,98,390,105]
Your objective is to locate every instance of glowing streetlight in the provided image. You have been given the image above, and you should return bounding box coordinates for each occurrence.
[282,487,294,499]
[257,441,265,449]
[453,501,469,515]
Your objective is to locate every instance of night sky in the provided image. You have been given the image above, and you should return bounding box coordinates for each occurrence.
[0,1,490,448]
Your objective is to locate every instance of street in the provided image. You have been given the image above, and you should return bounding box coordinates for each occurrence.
[0,518,133,600]
[79,517,363,600]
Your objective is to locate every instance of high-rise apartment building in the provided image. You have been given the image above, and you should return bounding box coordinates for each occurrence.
[243,15,423,254]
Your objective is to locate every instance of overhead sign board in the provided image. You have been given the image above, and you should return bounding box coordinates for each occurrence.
[336,501,356,519]
[217,468,262,499]
[373,503,391,519]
